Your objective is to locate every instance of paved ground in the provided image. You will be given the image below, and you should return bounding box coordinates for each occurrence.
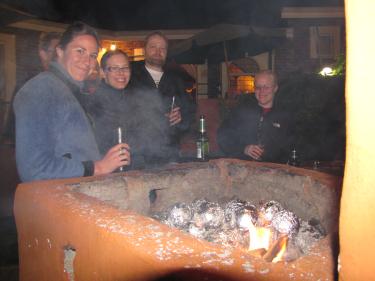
[0,265,18,281]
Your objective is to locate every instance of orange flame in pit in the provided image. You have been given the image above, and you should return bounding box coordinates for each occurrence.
[272,237,288,263]
[248,225,272,251]
[240,214,288,263]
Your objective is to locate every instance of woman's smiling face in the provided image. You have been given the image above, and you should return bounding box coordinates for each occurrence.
[103,53,131,90]
[56,34,99,81]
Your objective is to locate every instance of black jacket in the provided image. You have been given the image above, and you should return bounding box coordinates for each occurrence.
[217,97,294,163]
[82,81,128,156]
[82,81,171,169]
[129,61,196,144]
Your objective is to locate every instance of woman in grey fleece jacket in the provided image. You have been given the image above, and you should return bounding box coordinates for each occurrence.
[14,22,131,182]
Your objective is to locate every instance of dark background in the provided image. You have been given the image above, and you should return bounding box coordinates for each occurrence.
[1,0,344,30]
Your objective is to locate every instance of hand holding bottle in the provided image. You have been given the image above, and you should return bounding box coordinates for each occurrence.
[164,95,181,126]
[167,106,182,126]
[244,144,264,160]
[93,143,131,175]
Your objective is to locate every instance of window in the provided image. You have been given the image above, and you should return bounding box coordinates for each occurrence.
[310,26,341,59]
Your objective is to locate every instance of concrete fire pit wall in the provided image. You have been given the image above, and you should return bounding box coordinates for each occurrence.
[14,159,341,281]
[77,159,340,234]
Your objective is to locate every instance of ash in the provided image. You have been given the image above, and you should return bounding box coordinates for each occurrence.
[295,220,325,253]
[152,198,325,261]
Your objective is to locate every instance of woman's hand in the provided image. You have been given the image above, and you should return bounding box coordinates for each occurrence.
[244,144,264,160]
[94,143,131,175]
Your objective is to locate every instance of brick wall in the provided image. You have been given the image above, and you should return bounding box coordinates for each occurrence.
[275,26,321,80]
[274,22,346,80]
[0,27,41,91]
[14,29,41,89]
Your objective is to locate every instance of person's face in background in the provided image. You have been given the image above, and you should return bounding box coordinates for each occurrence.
[144,35,168,69]
[39,38,60,70]
[56,34,98,81]
[103,54,131,90]
[254,73,278,109]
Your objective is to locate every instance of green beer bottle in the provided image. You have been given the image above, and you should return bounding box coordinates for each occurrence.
[196,115,209,160]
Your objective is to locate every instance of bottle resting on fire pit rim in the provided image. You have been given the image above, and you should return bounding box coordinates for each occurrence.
[196,115,209,161]
[287,148,300,167]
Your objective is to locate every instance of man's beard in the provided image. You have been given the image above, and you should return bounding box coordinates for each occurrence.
[146,57,165,68]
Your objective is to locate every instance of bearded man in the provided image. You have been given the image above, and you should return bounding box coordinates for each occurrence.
[129,32,195,166]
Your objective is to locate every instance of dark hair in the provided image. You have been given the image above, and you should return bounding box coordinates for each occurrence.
[144,31,169,49]
[39,32,61,52]
[58,21,100,50]
[100,50,129,70]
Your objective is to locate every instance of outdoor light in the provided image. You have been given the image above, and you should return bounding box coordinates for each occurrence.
[110,43,117,51]
[133,48,145,61]
[237,75,255,94]
[319,66,334,76]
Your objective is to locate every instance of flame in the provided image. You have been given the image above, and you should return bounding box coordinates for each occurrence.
[249,226,272,251]
[272,236,288,263]
[245,216,288,262]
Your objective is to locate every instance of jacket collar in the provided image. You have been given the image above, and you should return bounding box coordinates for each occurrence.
[49,62,84,91]
[100,80,124,92]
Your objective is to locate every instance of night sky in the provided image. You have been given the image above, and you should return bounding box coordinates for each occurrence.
[2,0,344,30]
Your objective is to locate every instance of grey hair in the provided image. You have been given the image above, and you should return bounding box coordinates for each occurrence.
[255,70,278,86]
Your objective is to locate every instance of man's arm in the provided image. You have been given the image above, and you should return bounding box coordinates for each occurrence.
[170,75,196,132]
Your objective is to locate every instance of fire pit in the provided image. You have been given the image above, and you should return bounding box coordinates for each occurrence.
[14,159,341,281]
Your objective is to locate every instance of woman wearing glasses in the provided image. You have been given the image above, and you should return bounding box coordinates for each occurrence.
[14,22,131,182]
[88,49,178,170]
[85,50,132,157]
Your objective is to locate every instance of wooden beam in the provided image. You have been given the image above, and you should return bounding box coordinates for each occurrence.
[281,7,345,19]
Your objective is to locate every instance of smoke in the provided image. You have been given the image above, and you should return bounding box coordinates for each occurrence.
[122,87,178,168]
[82,81,178,170]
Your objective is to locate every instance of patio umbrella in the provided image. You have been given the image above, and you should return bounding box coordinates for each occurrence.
[168,23,287,64]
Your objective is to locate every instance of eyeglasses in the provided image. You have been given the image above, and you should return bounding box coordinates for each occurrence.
[106,66,130,73]
[254,85,274,91]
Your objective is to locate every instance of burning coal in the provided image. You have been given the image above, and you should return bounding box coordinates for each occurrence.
[153,198,325,262]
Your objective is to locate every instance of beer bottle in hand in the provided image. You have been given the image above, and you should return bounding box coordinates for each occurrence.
[196,115,209,161]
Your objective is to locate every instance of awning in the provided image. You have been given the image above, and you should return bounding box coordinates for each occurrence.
[168,23,288,64]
